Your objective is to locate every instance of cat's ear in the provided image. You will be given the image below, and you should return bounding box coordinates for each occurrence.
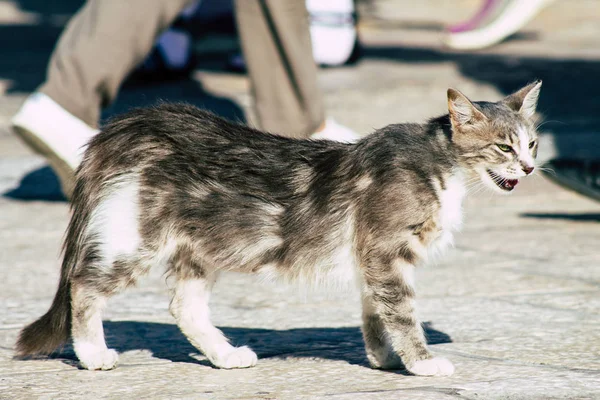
[447,88,487,128]
[503,80,542,119]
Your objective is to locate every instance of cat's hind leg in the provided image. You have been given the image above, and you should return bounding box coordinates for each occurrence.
[71,254,152,370]
[169,274,257,369]
[70,279,119,370]
[69,175,146,370]
[70,255,149,370]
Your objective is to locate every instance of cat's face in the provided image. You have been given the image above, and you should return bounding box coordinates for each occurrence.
[447,81,542,194]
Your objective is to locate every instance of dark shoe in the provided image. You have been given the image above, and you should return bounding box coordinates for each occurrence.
[543,159,600,202]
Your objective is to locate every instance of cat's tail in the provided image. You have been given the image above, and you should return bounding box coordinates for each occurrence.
[16,172,95,357]
[15,278,71,357]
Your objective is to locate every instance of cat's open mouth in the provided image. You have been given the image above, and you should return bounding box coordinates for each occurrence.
[487,170,519,191]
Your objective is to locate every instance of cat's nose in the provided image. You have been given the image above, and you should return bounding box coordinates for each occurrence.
[522,165,534,175]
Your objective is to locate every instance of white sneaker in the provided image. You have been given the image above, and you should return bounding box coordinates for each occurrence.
[310,118,361,143]
[307,0,357,66]
[11,92,99,198]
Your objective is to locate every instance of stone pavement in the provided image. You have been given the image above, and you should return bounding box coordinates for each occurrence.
[1,1,599,399]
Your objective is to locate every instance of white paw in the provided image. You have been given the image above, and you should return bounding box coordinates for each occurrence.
[213,346,258,369]
[77,347,119,371]
[408,357,454,376]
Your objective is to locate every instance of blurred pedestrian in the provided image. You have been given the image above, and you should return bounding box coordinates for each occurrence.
[444,0,555,50]
[230,0,359,73]
[543,159,600,202]
[11,0,357,199]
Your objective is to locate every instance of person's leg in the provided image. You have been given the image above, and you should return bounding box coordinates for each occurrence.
[229,0,358,71]
[234,0,325,139]
[41,0,193,128]
[12,0,192,198]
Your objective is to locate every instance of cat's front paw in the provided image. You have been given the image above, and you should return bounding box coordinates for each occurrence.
[78,348,119,371]
[212,346,257,369]
[407,357,454,376]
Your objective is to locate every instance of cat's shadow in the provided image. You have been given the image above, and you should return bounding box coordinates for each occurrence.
[52,320,451,372]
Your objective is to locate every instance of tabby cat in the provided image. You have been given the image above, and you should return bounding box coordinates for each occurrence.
[16,81,541,376]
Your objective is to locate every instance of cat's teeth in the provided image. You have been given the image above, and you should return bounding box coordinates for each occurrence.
[487,170,519,191]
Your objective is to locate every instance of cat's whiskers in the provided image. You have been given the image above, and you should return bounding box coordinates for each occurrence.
[463,178,487,196]
[471,183,489,197]
[463,176,485,191]
[535,166,556,176]
[535,119,565,130]
[528,168,552,183]
[464,182,483,193]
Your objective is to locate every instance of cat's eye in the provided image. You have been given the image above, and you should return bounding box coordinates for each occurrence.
[496,144,513,153]
[529,141,536,149]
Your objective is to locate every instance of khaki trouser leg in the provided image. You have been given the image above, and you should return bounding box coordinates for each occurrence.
[40,0,192,128]
[235,0,325,138]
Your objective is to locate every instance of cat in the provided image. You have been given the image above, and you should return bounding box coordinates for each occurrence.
[16,81,542,376]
